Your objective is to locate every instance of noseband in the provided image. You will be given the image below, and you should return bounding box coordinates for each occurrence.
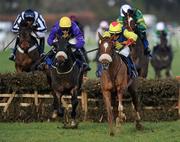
[98,38,115,70]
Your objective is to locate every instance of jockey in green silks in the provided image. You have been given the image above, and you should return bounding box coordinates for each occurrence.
[117,4,151,57]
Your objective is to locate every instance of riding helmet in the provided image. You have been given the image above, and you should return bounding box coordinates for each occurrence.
[24,9,35,22]
[59,17,72,28]
[120,4,132,17]
[109,21,122,34]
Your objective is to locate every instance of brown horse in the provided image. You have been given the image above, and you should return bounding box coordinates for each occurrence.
[124,16,149,78]
[98,33,142,136]
[49,37,83,128]
[151,32,173,78]
[15,26,40,72]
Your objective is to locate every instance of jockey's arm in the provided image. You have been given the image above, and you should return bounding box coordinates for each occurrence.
[71,22,85,49]
[134,9,147,32]
[47,22,59,46]
[12,14,22,33]
[123,29,137,42]
[34,13,47,32]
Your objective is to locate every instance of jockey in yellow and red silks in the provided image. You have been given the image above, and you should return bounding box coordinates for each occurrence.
[97,21,138,78]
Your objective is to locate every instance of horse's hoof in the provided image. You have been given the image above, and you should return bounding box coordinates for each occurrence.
[136,122,143,130]
[52,111,58,119]
[70,120,78,129]
[110,132,114,136]
[121,112,126,121]
[62,123,69,129]
[115,117,122,128]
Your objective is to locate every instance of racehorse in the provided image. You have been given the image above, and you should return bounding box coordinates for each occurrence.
[98,33,142,136]
[15,25,40,72]
[151,32,173,78]
[124,16,149,78]
[49,37,83,128]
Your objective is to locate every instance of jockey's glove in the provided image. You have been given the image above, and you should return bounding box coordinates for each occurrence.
[52,42,57,48]
[115,41,123,49]
[67,43,76,49]
[122,38,135,46]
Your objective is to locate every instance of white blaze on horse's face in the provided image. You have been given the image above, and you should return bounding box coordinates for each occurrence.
[98,41,113,63]
[55,51,68,60]
[128,17,133,24]
[103,42,109,52]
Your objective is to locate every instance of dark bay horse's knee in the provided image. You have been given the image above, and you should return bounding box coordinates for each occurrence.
[53,93,64,117]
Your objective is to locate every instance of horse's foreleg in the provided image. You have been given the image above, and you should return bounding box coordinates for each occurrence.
[128,83,143,130]
[71,91,78,119]
[116,87,126,128]
[51,91,59,119]
[70,88,79,128]
[165,67,173,78]
[15,64,22,73]
[103,90,114,136]
[155,70,161,79]
[54,92,64,118]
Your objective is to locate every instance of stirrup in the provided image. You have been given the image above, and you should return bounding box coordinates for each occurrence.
[40,52,46,57]
[83,64,91,72]
[9,55,15,61]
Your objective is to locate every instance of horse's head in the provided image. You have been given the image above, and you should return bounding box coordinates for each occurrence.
[124,15,136,32]
[159,31,168,48]
[19,26,32,50]
[53,37,72,65]
[98,32,114,69]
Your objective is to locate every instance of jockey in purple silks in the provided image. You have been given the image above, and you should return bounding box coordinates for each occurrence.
[47,16,90,72]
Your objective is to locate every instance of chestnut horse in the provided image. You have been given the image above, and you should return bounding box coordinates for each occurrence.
[124,16,149,78]
[98,33,142,135]
[15,26,40,72]
[49,37,83,128]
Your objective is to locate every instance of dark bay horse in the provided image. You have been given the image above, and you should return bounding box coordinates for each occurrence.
[125,16,149,78]
[15,26,40,72]
[151,32,173,78]
[98,33,142,136]
[50,37,83,128]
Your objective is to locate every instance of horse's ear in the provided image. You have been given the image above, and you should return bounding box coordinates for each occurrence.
[98,32,103,40]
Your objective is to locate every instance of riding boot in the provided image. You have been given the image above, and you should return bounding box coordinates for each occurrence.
[39,38,45,57]
[43,48,57,69]
[141,32,152,57]
[77,49,91,72]
[127,56,138,78]
[96,63,103,78]
[9,37,19,61]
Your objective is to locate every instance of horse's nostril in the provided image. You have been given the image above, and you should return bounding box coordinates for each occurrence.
[101,60,110,70]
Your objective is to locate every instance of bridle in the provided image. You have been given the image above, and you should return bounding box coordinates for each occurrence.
[18,26,37,54]
[98,37,115,70]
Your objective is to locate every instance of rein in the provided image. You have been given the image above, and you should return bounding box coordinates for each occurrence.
[17,44,38,54]
[51,61,76,75]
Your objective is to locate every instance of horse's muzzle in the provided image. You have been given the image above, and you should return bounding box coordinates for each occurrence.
[102,62,110,70]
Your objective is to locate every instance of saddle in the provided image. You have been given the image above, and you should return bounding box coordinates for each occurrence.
[119,54,132,76]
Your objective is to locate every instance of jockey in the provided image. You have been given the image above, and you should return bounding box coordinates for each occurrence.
[156,22,168,40]
[47,16,90,72]
[117,4,151,57]
[9,9,47,61]
[98,21,138,78]
[96,20,109,42]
